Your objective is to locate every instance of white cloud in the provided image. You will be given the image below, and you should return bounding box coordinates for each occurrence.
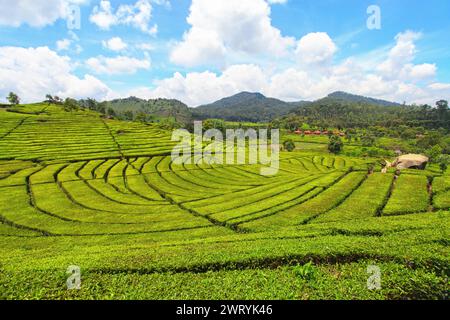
[56,30,83,53]
[75,44,83,54]
[132,31,448,107]
[0,0,87,27]
[295,32,337,65]
[267,0,288,4]
[56,39,72,51]
[170,28,227,68]
[129,64,267,106]
[0,46,111,103]
[90,0,158,35]
[89,0,116,29]
[406,63,437,81]
[102,37,128,51]
[268,68,311,101]
[86,55,151,75]
[136,43,155,52]
[376,31,435,81]
[428,82,450,91]
[170,0,295,67]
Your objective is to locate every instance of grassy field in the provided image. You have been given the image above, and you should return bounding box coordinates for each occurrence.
[0,104,448,300]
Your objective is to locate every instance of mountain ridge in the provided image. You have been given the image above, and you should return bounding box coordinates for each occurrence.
[87,91,407,124]
[190,91,403,122]
[191,91,294,122]
[326,91,403,107]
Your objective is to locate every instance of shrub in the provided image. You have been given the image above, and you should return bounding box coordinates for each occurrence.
[293,262,318,281]
[426,145,443,163]
[328,135,343,154]
[283,139,295,152]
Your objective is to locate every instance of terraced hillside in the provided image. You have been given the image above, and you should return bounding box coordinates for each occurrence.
[0,104,448,300]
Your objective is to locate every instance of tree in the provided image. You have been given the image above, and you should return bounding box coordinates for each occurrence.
[45,94,63,105]
[97,102,107,114]
[270,118,282,129]
[417,132,443,149]
[122,110,134,121]
[7,92,20,105]
[440,161,448,173]
[86,98,98,110]
[361,133,376,147]
[301,123,311,130]
[328,135,343,154]
[135,112,147,123]
[436,100,448,113]
[421,104,432,113]
[283,139,295,152]
[400,127,417,140]
[107,107,116,118]
[203,119,226,133]
[63,98,79,112]
[437,155,449,173]
[426,144,443,162]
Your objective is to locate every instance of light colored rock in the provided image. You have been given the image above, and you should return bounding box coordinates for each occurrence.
[391,154,429,170]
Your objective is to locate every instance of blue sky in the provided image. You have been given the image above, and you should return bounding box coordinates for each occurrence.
[0,0,449,106]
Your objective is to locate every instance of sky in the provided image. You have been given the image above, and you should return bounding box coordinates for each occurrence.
[0,0,449,106]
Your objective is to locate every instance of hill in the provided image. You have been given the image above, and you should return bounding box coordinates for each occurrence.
[191,91,406,123]
[192,92,295,122]
[81,96,192,124]
[288,96,449,129]
[327,91,403,107]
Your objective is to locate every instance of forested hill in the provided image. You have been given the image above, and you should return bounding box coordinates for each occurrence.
[79,96,192,124]
[327,91,403,107]
[108,97,192,123]
[288,97,449,129]
[192,92,296,122]
[76,92,448,129]
[191,91,408,123]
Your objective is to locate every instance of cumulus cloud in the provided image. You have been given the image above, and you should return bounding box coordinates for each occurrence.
[132,31,449,107]
[90,0,158,35]
[0,46,111,103]
[102,37,128,51]
[56,30,82,53]
[0,0,87,27]
[86,55,151,75]
[428,82,450,91]
[295,32,337,65]
[406,63,437,81]
[128,64,267,106]
[56,39,72,51]
[170,0,295,67]
[376,31,436,81]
